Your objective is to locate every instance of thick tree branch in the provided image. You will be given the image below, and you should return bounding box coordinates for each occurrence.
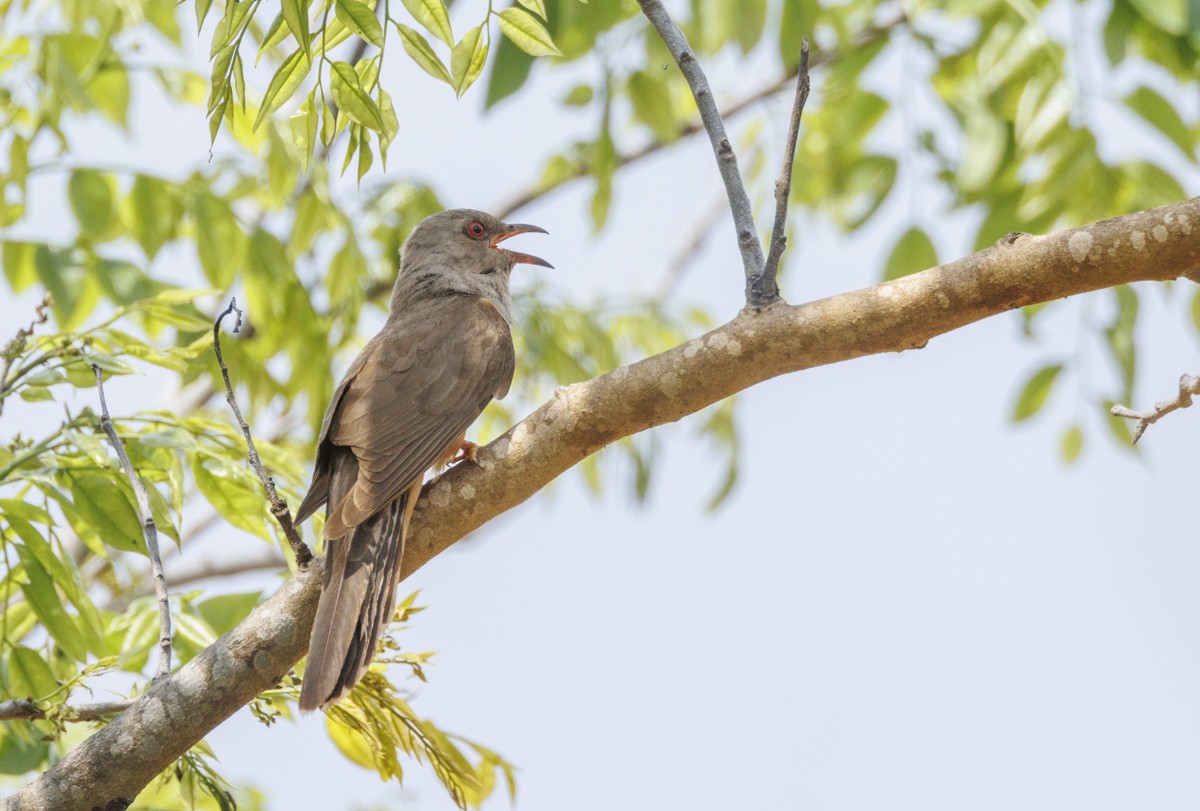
[91,364,172,680]
[1111,373,1200,443]
[8,197,1199,810]
[637,0,765,301]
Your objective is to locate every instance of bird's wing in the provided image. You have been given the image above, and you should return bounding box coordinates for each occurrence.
[323,294,515,537]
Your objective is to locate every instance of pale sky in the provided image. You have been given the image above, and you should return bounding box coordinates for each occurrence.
[4,1,1200,809]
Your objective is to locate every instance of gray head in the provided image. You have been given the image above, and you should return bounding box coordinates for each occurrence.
[391,209,551,320]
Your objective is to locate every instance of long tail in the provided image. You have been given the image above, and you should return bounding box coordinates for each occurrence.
[299,450,417,712]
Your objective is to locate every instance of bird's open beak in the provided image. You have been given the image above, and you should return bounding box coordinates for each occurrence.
[492,223,553,268]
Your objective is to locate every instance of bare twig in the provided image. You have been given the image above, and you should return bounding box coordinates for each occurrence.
[0,698,134,723]
[0,294,52,420]
[758,38,811,305]
[636,0,765,300]
[90,364,172,680]
[1110,373,1200,444]
[213,299,313,567]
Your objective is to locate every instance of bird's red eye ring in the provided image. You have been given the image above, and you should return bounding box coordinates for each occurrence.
[467,221,486,239]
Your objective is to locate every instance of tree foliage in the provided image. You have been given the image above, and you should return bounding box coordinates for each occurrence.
[0,0,1196,805]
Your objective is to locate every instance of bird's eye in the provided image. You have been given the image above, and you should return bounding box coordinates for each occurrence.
[467,221,486,239]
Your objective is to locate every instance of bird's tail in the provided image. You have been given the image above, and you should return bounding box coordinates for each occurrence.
[299,471,417,712]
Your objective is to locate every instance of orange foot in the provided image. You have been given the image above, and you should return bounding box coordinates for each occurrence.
[447,439,480,467]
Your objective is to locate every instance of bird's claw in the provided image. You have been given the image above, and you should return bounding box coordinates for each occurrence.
[448,440,480,467]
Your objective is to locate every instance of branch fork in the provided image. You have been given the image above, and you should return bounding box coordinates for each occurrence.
[636,0,810,309]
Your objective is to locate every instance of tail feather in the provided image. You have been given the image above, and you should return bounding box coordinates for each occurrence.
[299,449,416,712]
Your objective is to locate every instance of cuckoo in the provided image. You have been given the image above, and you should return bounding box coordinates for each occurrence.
[295,209,550,711]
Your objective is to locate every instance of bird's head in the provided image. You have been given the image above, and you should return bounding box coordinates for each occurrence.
[401,209,552,278]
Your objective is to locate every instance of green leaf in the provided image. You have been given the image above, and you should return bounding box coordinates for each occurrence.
[129,175,180,260]
[67,170,116,241]
[498,7,561,57]
[2,241,38,290]
[7,646,58,700]
[518,0,546,18]
[196,0,215,29]
[733,0,766,54]
[485,30,535,109]
[335,0,385,47]
[883,226,938,281]
[330,61,386,130]
[562,84,592,106]
[67,472,147,555]
[35,245,100,330]
[253,47,313,131]
[396,23,452,84]
[1123,85,1195,159]
[357,134,374,183]
[192,192,242,287]
[401,0,453,45]
[1061,424,1084,464]
[192,459,272,541]
[0,729,49,776]
[1127,0,1186,34]
[196,592,261,634]
[1011,363,1064,422]
[281,0,312,57]
[17,555,87,661]
[628,71,676,142]
[779,0,817,69]
[450,26,489,96]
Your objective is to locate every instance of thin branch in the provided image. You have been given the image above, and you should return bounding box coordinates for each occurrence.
[0,294,52,420]
[90,364,172,680]
[636,0,765,300]
[758,38,811,306]
[1110,373,1200,444]
[213,299,313,567]
[0,698,134,723]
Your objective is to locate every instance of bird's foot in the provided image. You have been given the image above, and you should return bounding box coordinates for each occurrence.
[447,439,480,467]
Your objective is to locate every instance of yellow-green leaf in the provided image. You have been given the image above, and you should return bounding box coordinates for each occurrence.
[330,61,385,130]
[396,23,451,84]
[401,0,453,45]
[253,47,313,131]
[281,0,312,56]
[67,472,147,555]
[68,170,115,240]
[335,0,385,47]
[1011,363,1064,422]
[883,226,938,281]
[450,26,488,96]
[497,6,561,57]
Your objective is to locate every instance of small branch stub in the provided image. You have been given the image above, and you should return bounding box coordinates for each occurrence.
[1111,373,1200,444]
[213,299,313,567]
[91,364,172,680]
[758,37,812,308]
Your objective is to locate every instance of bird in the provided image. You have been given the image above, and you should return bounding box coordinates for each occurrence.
[294,208,551,712]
